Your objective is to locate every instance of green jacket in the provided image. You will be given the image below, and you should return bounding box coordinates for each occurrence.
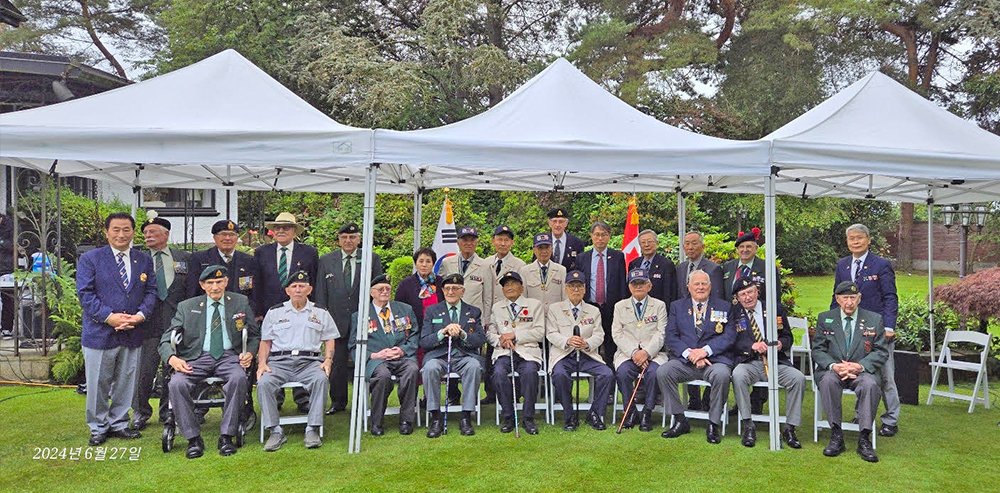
[349,301,419,380]
[159,293,259,364]
[811,307,889,379]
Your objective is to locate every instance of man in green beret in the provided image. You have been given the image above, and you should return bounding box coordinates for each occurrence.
[812,280,889,463]
[160,265,259,459]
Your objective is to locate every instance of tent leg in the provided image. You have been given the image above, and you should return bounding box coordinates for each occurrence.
[927,200,935,362]
[348,164,379,454]
[764,174,780,451]
[676,192,686,254]
[413,189,423,253]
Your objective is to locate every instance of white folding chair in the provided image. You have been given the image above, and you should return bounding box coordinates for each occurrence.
[362,374,421,431]
[787,316,813,383]
[423,372,482,426]
[665,379,728,435]
[548,369,599,425]
[927,330,991,412]
[259,381,323,442]
[612,370,664,425]
[494,358,550,426]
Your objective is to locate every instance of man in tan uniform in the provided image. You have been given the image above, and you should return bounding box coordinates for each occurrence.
[488,271,544,435]
[519,233,566,307]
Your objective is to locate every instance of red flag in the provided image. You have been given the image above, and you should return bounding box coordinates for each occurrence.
[622,196,640,266]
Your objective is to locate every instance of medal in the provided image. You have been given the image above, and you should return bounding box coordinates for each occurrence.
[715,322,724,334]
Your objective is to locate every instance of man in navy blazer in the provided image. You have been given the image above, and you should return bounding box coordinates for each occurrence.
[77,212,158,446]
[186,220,258,300]
[546,207,586,271]
[676,231,724,301]
[628,229,677,304]
[656,270,736,444]
[831,223,900,437]
[420,274,487,438]
[576,221,627,366]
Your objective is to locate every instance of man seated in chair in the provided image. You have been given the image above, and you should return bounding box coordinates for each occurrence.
[546,270,613,432]
[611,268,668,432]
[350,274,420,437]
[159,265,259,459]
[813,280,889,463]
[729,277,805,449]
[656,269,735,444]
[257,270,337,451]
[488,271,544,435]
[420,273,486,438]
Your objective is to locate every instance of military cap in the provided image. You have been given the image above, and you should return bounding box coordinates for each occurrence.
[565,270,586,284]
[141,211,171,231]
[733,277,759,295]
[627,268,650,283]
[547,207,569,219]
[338,222,360,235]
[457,226,479,238]
[533,233,552,247]
[493,225,514,239]
[735,227,763,247]
[370,274,390,287]
[211,220,239,235]
[442,273,465,286]
[499,271,523,286]
[835,280,860,296]
[284,269,310,288]
[200,264,228,281]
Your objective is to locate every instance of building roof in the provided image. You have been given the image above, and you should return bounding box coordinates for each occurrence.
[0,0,27,27]
[0,51,130,112]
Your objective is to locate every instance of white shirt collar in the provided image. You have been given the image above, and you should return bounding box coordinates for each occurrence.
[852,251,869,263]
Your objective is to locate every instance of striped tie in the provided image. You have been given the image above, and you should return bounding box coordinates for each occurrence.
[210,302,224,359]
[116,252,129,288]
[278,247,288,286]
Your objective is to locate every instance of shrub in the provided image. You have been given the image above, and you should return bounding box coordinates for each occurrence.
[894,294,957,352]
[386,256,414,299]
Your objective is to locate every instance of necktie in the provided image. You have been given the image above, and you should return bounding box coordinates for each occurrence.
[278,247,289,285]
[343,254,353,285]
[595,252,606,305]
[379,305,391,331]
[461,259,470,274]
[155,251,168,300]
[540,265,548,284]
[695,302,704,335]
[635,301,643,320]
[210,301,224,359]
[495,259,503,276]
[844,316,854,348]
[510,302,518,318]
[572,306,579,320]
[749,310,763,343]
[223,252,232,264]
[116,252,128,288]
[853,258,862,282]
[641,258,651,271]
[450,306,459,323]
[740,265,750,280]
[554,238,562,263]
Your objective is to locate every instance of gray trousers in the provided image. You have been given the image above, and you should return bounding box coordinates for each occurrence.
[880,341,900,426]
[258,356,329,433]
[656,359,732,425]
[422,355,482,412]
[369,359,419,427]
[732,361,805,427]
[83,345,140,434]
[817,370,881,431]
[167,351,248,440]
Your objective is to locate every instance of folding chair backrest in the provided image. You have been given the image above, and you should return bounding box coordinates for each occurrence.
[941,330,990,364]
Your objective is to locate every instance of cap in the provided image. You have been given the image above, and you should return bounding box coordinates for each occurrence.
[493,225,514,238]
[284,269,311,287]
[733,277,758,295]
[199,265,228,281]
[338,222,360,235]
[142,211,171,231]
[547,207,569,219]
[211,220,239,235]
[735,227,763,247]
[835,280,860,295]
[499,271,523,286]
[457,227,479,238]
[533,233,553,247]
[627,268,649,283]
[565,270,585,284]
[370,273,390,287]
[442,273,465,286]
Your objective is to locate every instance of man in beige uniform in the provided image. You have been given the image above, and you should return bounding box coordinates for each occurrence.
[485,225,526,309]
[519,233,566,307]
[488,271,544,435]
[611,268,668,432]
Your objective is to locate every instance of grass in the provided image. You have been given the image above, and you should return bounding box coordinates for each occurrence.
[2,380,998,492]
[790,271,960,320]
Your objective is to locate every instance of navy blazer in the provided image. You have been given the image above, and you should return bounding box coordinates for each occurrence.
[664,297,736,366]
[186,247,259,300]
[253,241,319,316]
[394,273,444,328]
[77,245,159,349]
[578,247,628,307]
[419,301,487,361]
[728,302,792,366]
[722,257,781,303]
[629,253,677,303]
[676,257,725,301]
[831,252,898,329]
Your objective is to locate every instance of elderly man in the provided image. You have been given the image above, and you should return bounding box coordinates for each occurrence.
[77,212,158,446]
[187,220,258,300]
[627,229,677,304]
[729,278,805,449]
[316,222,384,416]
[814,281,889,463]
[488,271,544,435]
[547,270,613,431]
[350,274,420,436]
[611,268,668,432]
[577,221,627,367]
[420,274,487,438]
[675,231,724,411]
[831,223,900,437]
[519,233,566,307]
[485,225,526,308]
[257,270,337,451]
[133,213,190,431]
[547,207,585,271]
[160,266,258,459]
[656,270,736,444]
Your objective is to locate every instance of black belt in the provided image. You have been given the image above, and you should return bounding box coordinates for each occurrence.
[271,350,321,357]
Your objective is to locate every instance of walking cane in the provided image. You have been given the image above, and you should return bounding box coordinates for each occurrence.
[444,334,453,435]
[510,353,520,438]
[572,325,581,424]
[617,362,647,434]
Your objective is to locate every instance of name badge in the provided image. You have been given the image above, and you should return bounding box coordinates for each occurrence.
[432,318,443,324]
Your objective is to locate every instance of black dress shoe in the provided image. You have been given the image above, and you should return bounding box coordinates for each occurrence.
[586,412,606,431]
[218,435,237,456]
[879,424,898,437]
[621,410,637,429]
[706,422,722,444]
[857,435,879,463]
[399,421,413,435]
[132,415,150,431]
[111,428,142,440]
[661,418,691,439]
[741,421,756,447]
[186,436,205,459]
[459,417,475,436]
[427,418,443,438]
[370,423,385,436]
[782,426,802,449]
[325,405,345,416]
[500,416,515,433]
[638,410,653,432]
[823,430,846,457]
[563,421,577,432]
[88,432,107,446]
[524,419,539,435]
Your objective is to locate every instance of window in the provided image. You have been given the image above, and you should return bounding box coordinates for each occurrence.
[141,188,218,217]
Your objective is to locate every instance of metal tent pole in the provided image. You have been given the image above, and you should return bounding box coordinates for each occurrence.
[348,163,379,454]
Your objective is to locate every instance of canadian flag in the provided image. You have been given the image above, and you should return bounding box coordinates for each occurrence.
[622,196,640,266]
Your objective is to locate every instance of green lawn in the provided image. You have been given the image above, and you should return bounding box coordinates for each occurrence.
[2,381,998,492]
[790,271,960,320]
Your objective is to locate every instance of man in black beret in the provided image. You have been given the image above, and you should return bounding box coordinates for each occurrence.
[546,207,586,271]
[186,220,258,302]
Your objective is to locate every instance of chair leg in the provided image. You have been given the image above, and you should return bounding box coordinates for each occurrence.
[927,363,941,405]
[969,370,985,413]
[947,367,955,401]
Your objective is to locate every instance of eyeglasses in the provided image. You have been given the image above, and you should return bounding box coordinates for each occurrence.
[372,286,391,292]
[442,286,465,292]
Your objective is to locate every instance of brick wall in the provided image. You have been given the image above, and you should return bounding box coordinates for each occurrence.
[886,221,1000,272]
